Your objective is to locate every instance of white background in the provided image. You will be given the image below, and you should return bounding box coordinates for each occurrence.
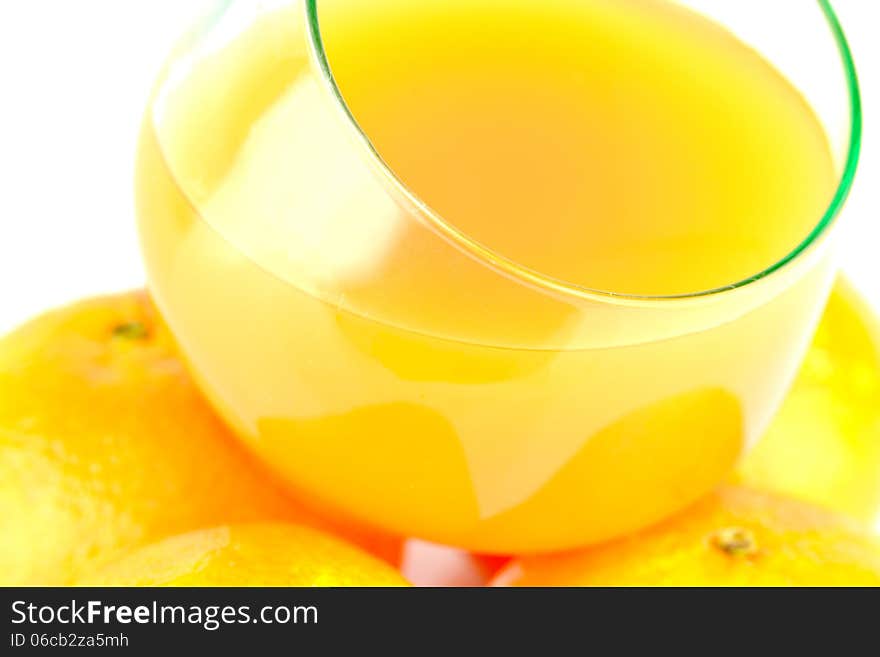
[0,1,877,334]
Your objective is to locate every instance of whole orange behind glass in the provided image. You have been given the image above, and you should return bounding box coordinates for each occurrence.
[137,0,860,552]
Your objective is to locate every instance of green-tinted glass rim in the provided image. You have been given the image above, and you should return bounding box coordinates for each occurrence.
[305,0,862,304]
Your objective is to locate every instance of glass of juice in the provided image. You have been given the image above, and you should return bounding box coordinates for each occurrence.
[137,0,861,553]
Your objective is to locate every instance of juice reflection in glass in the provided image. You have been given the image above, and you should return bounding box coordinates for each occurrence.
[137,0,861,552]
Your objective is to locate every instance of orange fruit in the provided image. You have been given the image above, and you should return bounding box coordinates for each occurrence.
[492,486,880,586]
[0,292,399,585]
[740,277,880,525]
[80,523,408,586]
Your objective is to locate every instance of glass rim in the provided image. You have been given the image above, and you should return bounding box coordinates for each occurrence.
[304,0,862,305]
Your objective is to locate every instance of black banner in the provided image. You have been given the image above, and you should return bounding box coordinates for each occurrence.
[0,587,868,651]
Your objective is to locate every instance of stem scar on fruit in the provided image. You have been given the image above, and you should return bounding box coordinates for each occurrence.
[112,321,149,340]
[710,527,759,559]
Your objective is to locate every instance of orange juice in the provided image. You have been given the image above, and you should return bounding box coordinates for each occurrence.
[321,0,835,296]
[138,0,842,552]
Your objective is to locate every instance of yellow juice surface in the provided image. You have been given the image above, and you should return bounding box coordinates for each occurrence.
[322,0,835,296]
[138,0,839,552]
